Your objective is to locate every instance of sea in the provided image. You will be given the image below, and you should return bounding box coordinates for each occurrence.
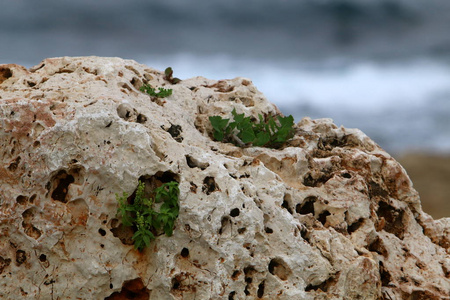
[1,0,450,154]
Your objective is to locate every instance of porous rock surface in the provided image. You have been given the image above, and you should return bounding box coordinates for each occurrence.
[0,56,449,300]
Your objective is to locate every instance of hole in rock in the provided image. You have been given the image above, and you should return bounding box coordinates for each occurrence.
[98,228,107,236]
[318,211,331,226]
[230,208,240,217]
[218,216,231,235]
[0,67,13,84]
[347,218,364,234]
[442,264,450,278]
[189,182,197,193]
[15,250,26,266]
[244,265,256,295]
[130,77,142,89]
[231,270,240,280]
[49,168,83,203]
[82,67,99,75]
[39,254,47,262]
[22,208,42,239]
[367,236,388,257]
[29,194,36,203]
[0,256,12,274]
[228,291,236,300]
[202,176,219,195]
[303,173,332,187]
[305,274,337,293]
[117,104,134,121]
[282,194,294,214]
[368,181,389,199]
[377,201,405,239]
[265,227,273,234]
[180,248,189,258]
[257,280,265,298]
[238,228,246,234]
[167,124,183,142]
[110,223,135,246]
[296,196,316,215]
[120,82,133,92]
[342,172,352,179]
[136,114,147,124]
[300,227,310,242]
[244,266,256,277]
[185,155,209,170]
[318,134,360,150]
[170,273,195,292]
[379,261,392,287]
[281,201,293,215]
[268,258,291,281]
[16,195,28,205]
[105,277,150,300]
[55,67,74,74]
[7,156,21,172]
[51,171,74,202]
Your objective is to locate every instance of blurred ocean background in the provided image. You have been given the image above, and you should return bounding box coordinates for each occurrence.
[1,0,450,154]
[1,0,450,217]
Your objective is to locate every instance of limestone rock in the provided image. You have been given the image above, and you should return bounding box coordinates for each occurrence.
[0,57,449,299]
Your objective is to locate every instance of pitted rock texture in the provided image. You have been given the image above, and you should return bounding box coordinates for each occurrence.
[0,57,449,299]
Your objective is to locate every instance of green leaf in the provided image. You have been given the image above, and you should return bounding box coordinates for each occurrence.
[140,84,173,98]
[209,116,229,131]
[116,181,179,250]
[213,130,224,142]
[231,109,245,124]
[164,67,181,84]
[268,118,277,134]
[278,115,294,128]
[155,87,173,98]
[254,131,270,146]
[164,222,174,236]
[209,109,295,148]
[165,67,173,78]
[240,128,256,144]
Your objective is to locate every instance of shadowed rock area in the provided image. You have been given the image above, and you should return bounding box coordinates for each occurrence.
[0,57,449,299]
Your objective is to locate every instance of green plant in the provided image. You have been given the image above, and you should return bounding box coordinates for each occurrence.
[209,109,295,148]
[139,84,173,98]
[164,67,181,84]
[116,181,180,250]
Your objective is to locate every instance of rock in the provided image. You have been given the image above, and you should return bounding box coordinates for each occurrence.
[0,56,448,299]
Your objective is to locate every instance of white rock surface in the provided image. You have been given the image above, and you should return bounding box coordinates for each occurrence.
[0,57,449,299]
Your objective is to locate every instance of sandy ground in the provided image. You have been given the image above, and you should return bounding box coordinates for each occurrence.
[395,153,450,220]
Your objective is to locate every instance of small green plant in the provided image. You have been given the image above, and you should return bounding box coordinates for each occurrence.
[116,181,180,250]
[164,67,181,84]
[209,109,295,148]
[139,84,173,98]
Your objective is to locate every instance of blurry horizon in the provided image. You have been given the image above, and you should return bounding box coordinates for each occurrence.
[1,0,450,154]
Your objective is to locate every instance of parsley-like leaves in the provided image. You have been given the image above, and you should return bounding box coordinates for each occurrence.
[209,109,295,148]
[139,84,173,98]
[116,181,180,251]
